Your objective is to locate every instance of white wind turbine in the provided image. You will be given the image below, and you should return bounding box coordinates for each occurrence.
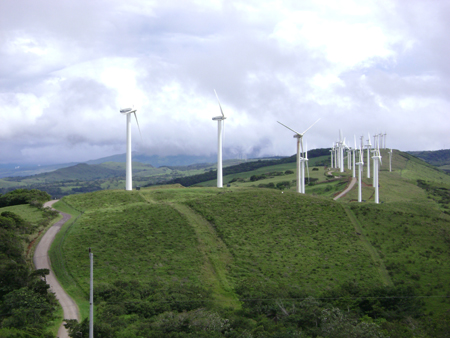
[330,145,334,169]
[212,90,227,188]
[352,136,356,178]
[120,107,141,191]
[372,136,382,204]
[366,133,371,179]
[356,139,364,202]
[389,148,393,172]
[278,119,320,194]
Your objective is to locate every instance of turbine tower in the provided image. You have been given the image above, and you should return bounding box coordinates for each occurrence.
[352,136,356,178]
[356,141,364,202]
[212,90,227,188]
[330,146,334,169]
[278,118,320,194]
[389,148,393,172]
[120,107,141,191]
[372,137,382,204]
[366,133,371,179]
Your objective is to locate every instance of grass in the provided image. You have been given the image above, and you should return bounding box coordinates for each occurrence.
[349,202,450,315]
[48,200,90,319]
[46,148,450,324]
[185,189,384,295]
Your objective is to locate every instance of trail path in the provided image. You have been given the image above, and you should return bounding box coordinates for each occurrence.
[342,206,392,286]
[34,200,80,338]
[139,191,239,308]
[333,177,356,200]
[171,203,240,309]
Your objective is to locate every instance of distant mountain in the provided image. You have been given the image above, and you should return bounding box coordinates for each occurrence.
[408,149,450,166]
[0,163,78,179]
[407,149,450,173]
[0,154,218,179]
[85,153,219,167]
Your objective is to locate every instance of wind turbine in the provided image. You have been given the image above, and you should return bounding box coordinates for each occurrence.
[372,135,382,204]
[277,118,320,194]
[212,90,227,188]
[389,148,393,172]
[352,136,356,178]
[330,145,334,169]
[356,140,364,202]
[120,107,141,191]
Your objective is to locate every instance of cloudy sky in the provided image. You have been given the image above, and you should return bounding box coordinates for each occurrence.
[1,0,449,165]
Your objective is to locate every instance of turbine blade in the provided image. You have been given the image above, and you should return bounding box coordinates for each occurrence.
[133,112,142,139]
[306,159,310,184]
[301,118,321,135]
[277,121,301,135]
[214,89,225,117]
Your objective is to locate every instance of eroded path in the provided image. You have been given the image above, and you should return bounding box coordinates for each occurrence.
[34,200,80,338]
[171,203,240,309]
[139,191,240,309]
[342,205,392,286]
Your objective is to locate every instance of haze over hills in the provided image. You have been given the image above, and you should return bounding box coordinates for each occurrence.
[0,152,271,179]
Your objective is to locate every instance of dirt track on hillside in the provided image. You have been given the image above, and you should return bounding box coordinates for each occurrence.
[34,200,80,338]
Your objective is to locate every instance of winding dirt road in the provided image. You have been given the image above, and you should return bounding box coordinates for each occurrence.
[34,200,80,338]
[333,177,357,200]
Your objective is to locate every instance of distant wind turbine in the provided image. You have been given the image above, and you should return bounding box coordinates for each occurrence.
[356,140,364,203]
[389,148,393,172]
[120,107,141,191]
[372,136,382,204]
[352,136,356,178]
[366,133,371,179]
[277,118,320,194]
[212,90,227,188]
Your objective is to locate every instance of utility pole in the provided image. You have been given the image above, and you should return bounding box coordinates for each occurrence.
[89,248,93,338]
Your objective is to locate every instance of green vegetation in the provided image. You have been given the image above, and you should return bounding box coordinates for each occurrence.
[0,191,58,337]
[0,188,51,208]
[409,149,450,170]
[163,148,330,187]
[50,147,450,336]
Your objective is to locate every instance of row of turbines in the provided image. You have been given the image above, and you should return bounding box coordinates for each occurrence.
[119,92,393,204]
[330,132,393,204]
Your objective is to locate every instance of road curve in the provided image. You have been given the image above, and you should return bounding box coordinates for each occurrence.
[333,177,357,200]
[34,200,80,338]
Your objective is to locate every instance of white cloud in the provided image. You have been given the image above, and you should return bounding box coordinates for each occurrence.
[0,0,449,165]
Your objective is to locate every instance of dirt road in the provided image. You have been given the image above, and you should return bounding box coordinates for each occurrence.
[333,177,357,200]
[34,200,80,338]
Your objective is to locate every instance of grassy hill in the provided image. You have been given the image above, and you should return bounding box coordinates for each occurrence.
[0,159,249,198]
[46,148,450,336]
[408,149,450,173]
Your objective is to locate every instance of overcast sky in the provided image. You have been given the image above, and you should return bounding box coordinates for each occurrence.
[1,0,449,165]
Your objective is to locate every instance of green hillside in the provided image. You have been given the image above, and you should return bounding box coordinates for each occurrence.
[0,159,251,198]
[408,149,450,170]
[48,148,450,337]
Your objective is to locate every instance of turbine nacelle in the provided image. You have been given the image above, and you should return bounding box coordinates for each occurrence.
[120,108,137,114]
[212,116,227,121]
